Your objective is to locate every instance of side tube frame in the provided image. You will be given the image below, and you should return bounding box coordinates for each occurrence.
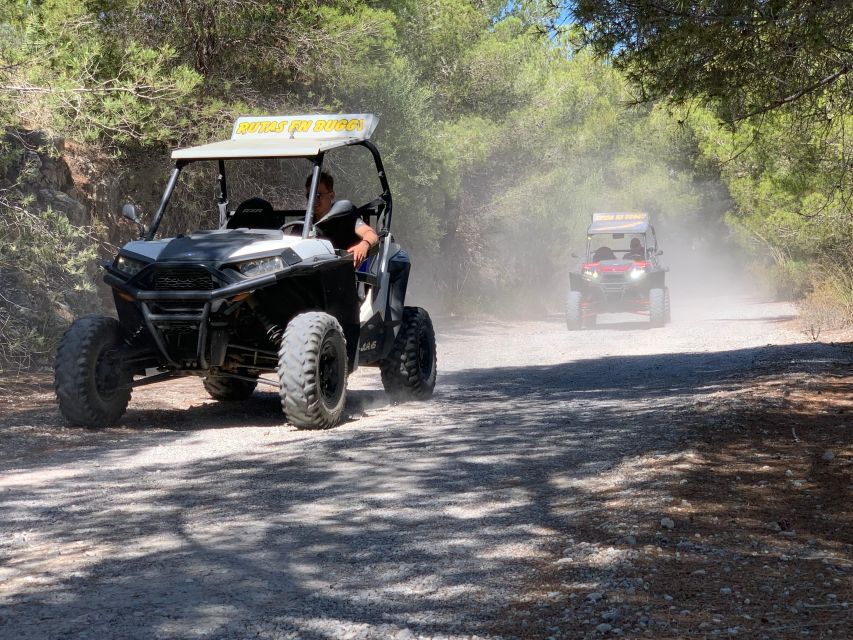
[302,155,324,239]
[217,159,229,229]
[146,161,187,240]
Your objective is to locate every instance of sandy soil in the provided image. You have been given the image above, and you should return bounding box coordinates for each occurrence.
[0,295,850,639]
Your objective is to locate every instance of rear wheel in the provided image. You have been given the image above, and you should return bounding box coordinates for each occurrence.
[278,312,347,429]
[54,316,132,428]
[664,287,672,323]
[649,288,666,328]
[203,375,257,401]
[566,290,583,330]
[380,306,437,401]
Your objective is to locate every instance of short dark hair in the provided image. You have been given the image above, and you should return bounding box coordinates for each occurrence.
[305,171,334,191]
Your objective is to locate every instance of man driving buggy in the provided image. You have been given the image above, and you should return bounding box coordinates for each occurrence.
[306,172,411,324]
[306,171,378,267]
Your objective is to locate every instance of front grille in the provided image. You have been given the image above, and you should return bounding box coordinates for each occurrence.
[602,273,626,283]
[154,268,214,291]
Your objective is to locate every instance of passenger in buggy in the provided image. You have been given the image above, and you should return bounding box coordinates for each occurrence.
[592,246,616,262]
[624,237,646,261]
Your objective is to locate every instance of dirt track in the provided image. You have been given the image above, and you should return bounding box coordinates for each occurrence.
[1,295,850,639]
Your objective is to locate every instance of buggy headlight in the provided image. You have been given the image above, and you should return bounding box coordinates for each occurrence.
[115,255,147,277]
[236,256,284,277]
[582,268,599,279]
[630,267,647,280]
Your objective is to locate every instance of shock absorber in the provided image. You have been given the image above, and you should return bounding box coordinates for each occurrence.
[246,297,282,345]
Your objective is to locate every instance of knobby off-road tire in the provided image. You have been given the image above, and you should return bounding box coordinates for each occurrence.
[54,315,132,428]
[278,312,347,429]
[566,290,583,331]
[380,306,437,401]
[649,287,666,328]
[664,287,672,323]
[203,375,257,401]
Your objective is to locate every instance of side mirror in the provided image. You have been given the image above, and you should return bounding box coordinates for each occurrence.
[656,250,664,256]
[121,203,139,222]
[571,252,578,259]
[121,203,145,237]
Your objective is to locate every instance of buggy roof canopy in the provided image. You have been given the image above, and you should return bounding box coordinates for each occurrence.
[587,212,650,234]
[172,114,379,160]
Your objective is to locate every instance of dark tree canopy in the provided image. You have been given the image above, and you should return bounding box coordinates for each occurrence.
[550,1,853,123]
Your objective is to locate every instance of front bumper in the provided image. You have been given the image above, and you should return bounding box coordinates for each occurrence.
[105,257,350,370]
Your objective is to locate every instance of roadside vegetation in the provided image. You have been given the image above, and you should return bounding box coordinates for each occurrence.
[1,0,850,370]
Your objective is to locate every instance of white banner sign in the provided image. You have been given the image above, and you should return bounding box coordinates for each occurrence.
[231,114,378,140]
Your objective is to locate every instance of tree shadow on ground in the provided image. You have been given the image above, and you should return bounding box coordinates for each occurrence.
[0,341,849,639]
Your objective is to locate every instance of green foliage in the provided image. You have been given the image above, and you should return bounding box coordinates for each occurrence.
[544,1,853,320]
[691,106,853,304]
[0,183,101,370]
[0,4,202,148]
[0,0,763,361]
[561,1,853,125]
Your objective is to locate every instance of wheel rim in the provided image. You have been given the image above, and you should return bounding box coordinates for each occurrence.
[319,336,343,406]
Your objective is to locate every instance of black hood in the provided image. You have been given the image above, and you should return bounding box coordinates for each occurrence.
[156,230,280,263]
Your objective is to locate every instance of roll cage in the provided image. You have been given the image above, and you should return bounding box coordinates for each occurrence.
[144,140,392,242]
[585,227,659,262]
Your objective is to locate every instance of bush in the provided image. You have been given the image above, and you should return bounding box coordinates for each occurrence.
[796,262,853,340]
[0,196,101,370]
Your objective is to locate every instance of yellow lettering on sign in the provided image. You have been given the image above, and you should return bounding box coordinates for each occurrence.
[236,116,367,136]
[235,119,291,135]
[311,118,365,133]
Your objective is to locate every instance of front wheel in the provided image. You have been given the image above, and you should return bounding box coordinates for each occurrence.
[566,290,583,330]
[649,288,666,328]
[54,316,132,428]
[278,312,348,429]
[380,306,437,401]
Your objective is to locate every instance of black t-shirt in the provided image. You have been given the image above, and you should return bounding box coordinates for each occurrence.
[315,205,366,251]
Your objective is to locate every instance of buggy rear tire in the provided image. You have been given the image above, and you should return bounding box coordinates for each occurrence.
[278,312,347,429]
[566,290,583,330]
[664,287,672,323]
[649,288,666,328]
[380,306,437,401]
[54,315,132,428]
[203,375,257,401]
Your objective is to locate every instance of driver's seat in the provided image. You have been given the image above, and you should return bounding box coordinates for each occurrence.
[592,246,616,262]
[227,197,275,229]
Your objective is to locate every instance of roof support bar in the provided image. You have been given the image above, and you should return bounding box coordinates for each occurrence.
[302,154,324,239]
[146,162,186,240]
[217,159,228,229]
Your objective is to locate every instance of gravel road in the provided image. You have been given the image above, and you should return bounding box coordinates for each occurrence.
[0,295,847,639]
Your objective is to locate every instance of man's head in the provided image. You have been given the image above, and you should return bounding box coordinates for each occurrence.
[305,171,335,220]
[630,237,643,253]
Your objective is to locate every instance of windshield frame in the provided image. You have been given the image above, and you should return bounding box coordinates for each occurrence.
[145,140,392,241]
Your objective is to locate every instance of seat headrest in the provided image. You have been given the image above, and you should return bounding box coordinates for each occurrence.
[234,197,274,216]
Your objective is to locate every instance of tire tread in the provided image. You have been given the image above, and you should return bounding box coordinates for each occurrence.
[54,315,131,427]
[277,312,347,429]
[380,307,437,400]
